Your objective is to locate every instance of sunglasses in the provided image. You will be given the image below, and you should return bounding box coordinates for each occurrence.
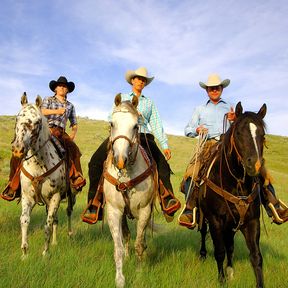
[207,86,222,91]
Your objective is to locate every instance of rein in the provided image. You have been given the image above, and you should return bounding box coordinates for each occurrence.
[24,137,50,160]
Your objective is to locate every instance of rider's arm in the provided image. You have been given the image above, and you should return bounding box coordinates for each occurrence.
[184,106,202,138]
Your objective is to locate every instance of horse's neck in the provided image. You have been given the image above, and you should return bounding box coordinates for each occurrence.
[26,121,60,167]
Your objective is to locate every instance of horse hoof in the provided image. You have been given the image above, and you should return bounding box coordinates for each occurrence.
[226,266,234,280]
[21,254,28,261]
[68,231,74,237]
[199,254,206,261]
[116,276,125,288]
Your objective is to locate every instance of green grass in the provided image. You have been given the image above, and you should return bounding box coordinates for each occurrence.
[0,116,287,288]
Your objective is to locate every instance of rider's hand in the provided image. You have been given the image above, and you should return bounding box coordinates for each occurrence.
[196,125,208,135]
[227,107,236,122]
[57,107,66,115]
[163,149,171,160]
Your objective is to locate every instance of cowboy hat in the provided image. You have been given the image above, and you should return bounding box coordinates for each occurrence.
[125,67,154,86]
[49,76,75,93]
[199,74,230,89]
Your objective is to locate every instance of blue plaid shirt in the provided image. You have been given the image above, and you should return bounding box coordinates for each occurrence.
[109,92,169,150]
[185,99,233,139]
[41,96,77,130]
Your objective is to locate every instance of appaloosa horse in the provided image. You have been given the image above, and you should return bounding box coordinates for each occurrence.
[103,94,157,288]
[12,93,75,258]
[198,102,266,288]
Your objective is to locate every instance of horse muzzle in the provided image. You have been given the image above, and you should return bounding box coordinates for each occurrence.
[245,157,262,176]
[12,144,26,159]
[114,155,127,170]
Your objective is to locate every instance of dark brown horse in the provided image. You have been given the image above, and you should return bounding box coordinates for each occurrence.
[198,102,266,288]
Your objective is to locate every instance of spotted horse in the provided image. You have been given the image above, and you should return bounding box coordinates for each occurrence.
[11,93,76,258]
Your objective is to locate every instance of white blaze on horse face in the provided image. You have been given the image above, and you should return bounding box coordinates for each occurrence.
[111,110,138,169]
[249,122,261,172]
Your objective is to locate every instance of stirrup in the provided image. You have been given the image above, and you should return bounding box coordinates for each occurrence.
[0,183,17,202]
[162,198,181,215]
[178,207,198,229]
[268,200,288,224]
[81,200,103,224]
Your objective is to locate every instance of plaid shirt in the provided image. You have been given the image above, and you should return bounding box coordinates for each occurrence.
[109,92,169,150]
[41,96,77,130]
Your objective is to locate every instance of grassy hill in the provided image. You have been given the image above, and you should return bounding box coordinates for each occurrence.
[0,115,287,288]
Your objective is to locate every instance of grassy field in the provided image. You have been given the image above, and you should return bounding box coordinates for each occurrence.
[0,115,287,288]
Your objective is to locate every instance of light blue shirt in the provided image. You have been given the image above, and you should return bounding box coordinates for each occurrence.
[185,99,233,139]
[109,92,169,150]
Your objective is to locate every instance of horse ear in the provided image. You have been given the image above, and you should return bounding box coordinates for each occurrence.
[131,96,138,108]
[21,92,28,106]
[36,95,42,107]
[114,93,122,106]
[257,103,267,119]
[235,101,243,117]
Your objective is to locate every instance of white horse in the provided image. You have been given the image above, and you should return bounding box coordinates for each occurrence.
[12,93,74,258]
[103,94,157,288]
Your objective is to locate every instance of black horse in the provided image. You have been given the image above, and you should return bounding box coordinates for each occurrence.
[198,102,266,288]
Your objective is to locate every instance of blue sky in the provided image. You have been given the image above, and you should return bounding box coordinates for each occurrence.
[1,0,288,137]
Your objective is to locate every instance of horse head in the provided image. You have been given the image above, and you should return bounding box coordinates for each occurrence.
[109,93,139,170]
[12,92,48,159]
[228,101,266,176]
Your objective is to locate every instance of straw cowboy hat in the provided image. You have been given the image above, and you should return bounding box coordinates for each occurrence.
[199,74,230,89]
[125,67,154,86]
[49,76,75,93]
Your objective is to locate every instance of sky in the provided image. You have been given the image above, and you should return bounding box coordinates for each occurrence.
[1,0,288,137]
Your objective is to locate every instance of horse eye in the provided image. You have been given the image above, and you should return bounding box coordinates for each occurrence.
[133,124,138,130]
[110,122,114,128]
[25,123,33,130]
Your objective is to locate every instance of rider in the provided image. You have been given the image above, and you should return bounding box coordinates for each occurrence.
[82,67,181,224]
[178,74,288,228]
[1,76,86,201]
[41,76,86,191]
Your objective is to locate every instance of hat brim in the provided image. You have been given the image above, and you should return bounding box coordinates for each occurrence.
[125,70,154,86]
[199,79,230,89]
[49,80,75,93]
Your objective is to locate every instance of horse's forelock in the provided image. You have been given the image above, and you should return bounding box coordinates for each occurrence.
[113,101,138,116]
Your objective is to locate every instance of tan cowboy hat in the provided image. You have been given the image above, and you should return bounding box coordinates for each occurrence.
[199,74,230,89]
[125,67,154,86]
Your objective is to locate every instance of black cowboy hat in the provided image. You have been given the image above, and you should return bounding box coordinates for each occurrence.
[49,76,75,93]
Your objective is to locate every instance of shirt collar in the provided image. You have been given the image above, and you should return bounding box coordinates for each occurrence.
[129,91,146,98]
[206,98,227,105]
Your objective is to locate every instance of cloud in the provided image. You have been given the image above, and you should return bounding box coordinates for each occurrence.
[0,0,287,136]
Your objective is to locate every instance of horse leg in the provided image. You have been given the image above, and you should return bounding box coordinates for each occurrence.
[224,229,236,281]
[241,219,264,288]
[66,191,75,237]
[20,196,35,259]
[122,215,130,258]
[52,213,58,246]
[209,222,226,283]
[135,206,151,261]
[106,204,125,288]
[43,193,61,256]
[199,221,208,260]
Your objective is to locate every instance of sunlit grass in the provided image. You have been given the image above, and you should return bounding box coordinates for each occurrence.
[0,116,287,288]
